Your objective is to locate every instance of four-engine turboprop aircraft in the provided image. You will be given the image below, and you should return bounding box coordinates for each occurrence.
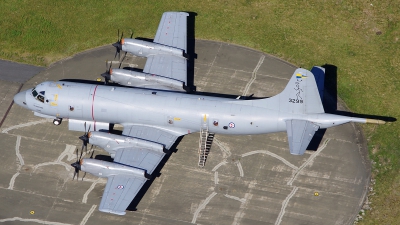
[12,12,385,216]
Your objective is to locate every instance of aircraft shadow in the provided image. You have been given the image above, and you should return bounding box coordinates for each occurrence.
[306,64,396,152]
[126,136,184,211]
[92,136,184,212]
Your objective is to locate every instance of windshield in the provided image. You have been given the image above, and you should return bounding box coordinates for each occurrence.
[31,88,45,103]
[32,88,38,97]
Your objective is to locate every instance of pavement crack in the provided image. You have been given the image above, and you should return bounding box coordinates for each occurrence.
[275,186,298,225]
[287,138,331,186]
[242,55,265,96]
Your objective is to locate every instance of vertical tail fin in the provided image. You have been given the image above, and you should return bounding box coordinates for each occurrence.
[266,68,325,114]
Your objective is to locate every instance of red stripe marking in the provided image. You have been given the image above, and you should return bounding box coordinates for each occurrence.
[91,85,98,128]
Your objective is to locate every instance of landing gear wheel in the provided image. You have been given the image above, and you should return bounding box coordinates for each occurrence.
[53,118,62,126]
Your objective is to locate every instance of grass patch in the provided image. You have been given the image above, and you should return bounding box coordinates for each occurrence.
[0,0,399,223]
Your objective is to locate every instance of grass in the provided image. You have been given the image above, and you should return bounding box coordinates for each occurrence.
[0,0,399,224]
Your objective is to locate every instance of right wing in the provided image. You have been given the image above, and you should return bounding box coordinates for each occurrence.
[99,175,147,216]
[286,119,320,155]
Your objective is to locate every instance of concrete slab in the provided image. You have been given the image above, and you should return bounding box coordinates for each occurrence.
[0,40,369,225]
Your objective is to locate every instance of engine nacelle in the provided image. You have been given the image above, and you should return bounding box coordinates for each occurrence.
[80,158,146,178]
[121,38,184,58]
[69,119,110,132]
[110,68,185,91]
[88,131,165,158]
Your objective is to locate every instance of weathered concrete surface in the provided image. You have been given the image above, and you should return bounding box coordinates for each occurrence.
[0,40,369,225]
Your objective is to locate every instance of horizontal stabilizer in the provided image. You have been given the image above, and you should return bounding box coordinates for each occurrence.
[286,120,320,155]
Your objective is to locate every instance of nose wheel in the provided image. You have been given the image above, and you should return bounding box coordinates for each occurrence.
[53,118,62,126]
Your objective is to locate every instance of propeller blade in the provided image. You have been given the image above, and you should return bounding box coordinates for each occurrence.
[82,172,87,181]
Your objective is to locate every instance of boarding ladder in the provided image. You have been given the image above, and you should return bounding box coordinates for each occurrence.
[198,115,214,167]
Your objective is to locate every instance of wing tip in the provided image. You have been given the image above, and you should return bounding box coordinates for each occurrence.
[99,208,126,216]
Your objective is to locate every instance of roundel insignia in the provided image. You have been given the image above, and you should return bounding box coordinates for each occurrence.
[228,122,235,128]
[117,185,124,189]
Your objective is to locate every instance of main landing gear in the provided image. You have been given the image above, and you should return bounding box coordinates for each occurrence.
[53,118,62,126]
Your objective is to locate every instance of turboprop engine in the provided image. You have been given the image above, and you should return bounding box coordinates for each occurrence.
[102,68,185,91]
[72,158,147,178]
[114,38,186,58]
[85,131,165,158]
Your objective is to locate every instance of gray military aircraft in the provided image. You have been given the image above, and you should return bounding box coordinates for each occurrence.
[12,12,385,216]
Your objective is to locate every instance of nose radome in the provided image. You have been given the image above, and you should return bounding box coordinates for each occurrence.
[13,91,27,107]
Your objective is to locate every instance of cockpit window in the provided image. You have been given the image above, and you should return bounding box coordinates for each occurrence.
[31,88,45,103]
[32,88,38,97]
[37,95,44,103]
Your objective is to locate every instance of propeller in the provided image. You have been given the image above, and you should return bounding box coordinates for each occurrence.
[81,151,95,181]
[112,29,124,61]
[101,60,112,84]
[71,148,82,180]
[79,122,91,153]
[118,31,134,69]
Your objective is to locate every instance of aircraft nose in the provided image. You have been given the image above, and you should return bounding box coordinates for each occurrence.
[13,91,27,107]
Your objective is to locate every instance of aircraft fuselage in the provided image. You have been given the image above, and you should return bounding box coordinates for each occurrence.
[16,81,286,135]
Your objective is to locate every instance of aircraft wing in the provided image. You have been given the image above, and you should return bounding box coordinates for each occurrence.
[98,174,147,215]
[143,12,188,89]
[286,120,320,155]
[98,124,184,215]
[143,54,187,87]
[154,12,188,51]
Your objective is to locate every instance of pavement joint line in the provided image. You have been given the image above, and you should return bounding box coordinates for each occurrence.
[274,186,299,225]
[213,138,231,158]
[82,178,103,204]
[195,62,290,81]
[235,161,244,177]
[232,185,254,225]
[241,150,298,170]
[138,176,168,225]
[79,204,97,225]
[0,217,73,225]
[287,138,331,186]
[15,135,24,166]
[214,171,219,185]
[191,191,218,224]
[1,119,51,134]
[242,55,265,96]
[224,194,246,204]
[204,43,222,77]
[32,144,83,173]
[212,160,227,172]
[8,135,24,190]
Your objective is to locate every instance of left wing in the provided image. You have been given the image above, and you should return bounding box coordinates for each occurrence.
[143,54,187,87]
[143,12,188,89]
[97,124,185,215]
[154,12,188,51]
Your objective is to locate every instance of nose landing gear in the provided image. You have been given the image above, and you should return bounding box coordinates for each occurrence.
[53,118,62,125]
